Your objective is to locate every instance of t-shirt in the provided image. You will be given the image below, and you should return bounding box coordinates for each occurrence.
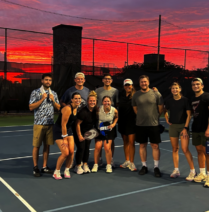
[95,87,119,107]
[191,92,209,133]
[77,106,97,134]
[165,96,191,124]
[132,89,163,126]
[29,88,59,125]
[61,86,89,111]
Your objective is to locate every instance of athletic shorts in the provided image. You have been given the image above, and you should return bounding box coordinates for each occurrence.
[135,126,161,144]
[53,124,73,141]
[169,124,185,138]
[192,132,207,146]
[33,125,54,147]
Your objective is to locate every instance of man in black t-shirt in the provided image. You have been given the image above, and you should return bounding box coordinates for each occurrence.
[191,78,209,187]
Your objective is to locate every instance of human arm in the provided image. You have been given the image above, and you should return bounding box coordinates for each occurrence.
[76,119,85,142]
[29,93,47,111]
[164,108,172,125]
[108,109,118,129]
[61,107,71,136]
[180,110,191,139]
[158,104,164,117]
[205,106,209,137]
[133,106,137,115]
[49,93,60,111]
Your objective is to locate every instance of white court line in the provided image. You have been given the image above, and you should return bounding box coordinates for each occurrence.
[0,129,32,133]
[43,181,185,212]
[0,177,37,212]
[0,134,33,138]
[0,139,192,162]
[0,125,33,128]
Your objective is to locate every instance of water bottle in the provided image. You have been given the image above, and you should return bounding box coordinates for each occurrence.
[206,140,209,154]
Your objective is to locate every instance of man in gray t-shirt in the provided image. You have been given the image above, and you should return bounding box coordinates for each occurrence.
[132,75,164,178]
[95,73,119,167]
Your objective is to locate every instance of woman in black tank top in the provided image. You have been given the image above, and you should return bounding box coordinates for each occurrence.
[53,92,81,180]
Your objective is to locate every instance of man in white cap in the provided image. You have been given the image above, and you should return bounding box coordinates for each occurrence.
[191,78,209,187]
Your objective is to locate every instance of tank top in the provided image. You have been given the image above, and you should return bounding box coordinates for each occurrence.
[55,104,77,129]
[98,106,115,128]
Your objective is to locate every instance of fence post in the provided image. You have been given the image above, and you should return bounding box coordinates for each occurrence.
[127,43,129,67]
[184,49,187,70]
[4,28,7,80]
[208,52,209,72]
[157,14,161,71]
[93,39,95,76]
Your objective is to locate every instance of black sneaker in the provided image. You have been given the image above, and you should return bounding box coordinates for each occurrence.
[138,166,148,175]
[154,167,161,177]
[33,166,41,177]
[41,166,54,174]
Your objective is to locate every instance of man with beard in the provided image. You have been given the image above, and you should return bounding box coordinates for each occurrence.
[132,75,164,177]
[29,73,60,177]
[191,78,209,187]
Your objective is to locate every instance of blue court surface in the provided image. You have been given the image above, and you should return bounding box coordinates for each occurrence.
[0,118,209,212]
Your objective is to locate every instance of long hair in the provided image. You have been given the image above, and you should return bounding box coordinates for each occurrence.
[128,85,136,99]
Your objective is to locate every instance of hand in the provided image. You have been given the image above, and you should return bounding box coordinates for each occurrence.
[49,94,55,102]
[205,129,209,138]
[61,138,68,149]
[78,135,85,142]
[108,124,115,130]
[41,93,47,100]
[180,129,189,139]
[152,87,158,92]
[166,120,172,125]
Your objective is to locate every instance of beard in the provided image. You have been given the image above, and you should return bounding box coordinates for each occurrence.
[141,86,148,91]
[43,84,50,88]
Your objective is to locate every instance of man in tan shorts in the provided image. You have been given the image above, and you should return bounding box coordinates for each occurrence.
[29,73,60,177]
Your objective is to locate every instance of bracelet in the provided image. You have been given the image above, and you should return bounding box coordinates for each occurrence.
[184,127,189,131]
[61,134,68,138]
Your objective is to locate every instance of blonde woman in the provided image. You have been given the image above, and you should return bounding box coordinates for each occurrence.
[75,91,98,174]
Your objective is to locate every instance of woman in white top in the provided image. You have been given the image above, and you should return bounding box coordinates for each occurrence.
[92,96,118,173]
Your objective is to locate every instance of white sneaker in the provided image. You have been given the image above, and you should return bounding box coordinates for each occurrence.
[120,160,130,168]
[98,158,103,167]
[83,164,91,173]
[106,164,112,173]
[91,164,98,173]
[129,162,137,171]
[64,169,71,178]
[170,169,180,178]
[74,166,84,175]
[111,158,116,168]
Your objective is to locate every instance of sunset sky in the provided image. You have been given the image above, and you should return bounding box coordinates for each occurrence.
[0,0,209,81]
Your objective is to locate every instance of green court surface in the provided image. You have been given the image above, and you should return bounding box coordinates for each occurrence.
[0,114,59,127]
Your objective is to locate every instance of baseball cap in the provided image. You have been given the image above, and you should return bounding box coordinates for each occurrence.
[75,72,85,78]
[191,78,203,85]
[124,79,133,85]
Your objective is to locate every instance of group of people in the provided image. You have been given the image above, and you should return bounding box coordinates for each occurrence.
[29,72,209,188]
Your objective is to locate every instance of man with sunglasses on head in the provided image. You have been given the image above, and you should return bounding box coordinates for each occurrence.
[191,78,209,187]
[95,73,119,167]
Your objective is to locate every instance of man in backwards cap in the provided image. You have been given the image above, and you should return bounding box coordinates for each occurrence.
[191,78,209,187]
